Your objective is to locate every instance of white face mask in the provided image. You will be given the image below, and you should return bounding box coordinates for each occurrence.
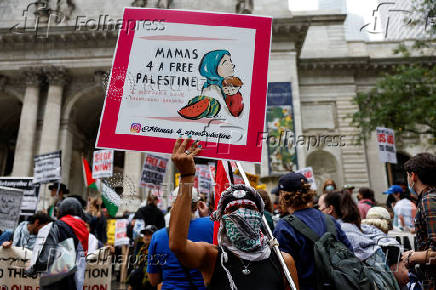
[325,185,335,191]
[407,174,417,196]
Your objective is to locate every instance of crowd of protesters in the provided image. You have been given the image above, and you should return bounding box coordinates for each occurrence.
[0,139,435,290]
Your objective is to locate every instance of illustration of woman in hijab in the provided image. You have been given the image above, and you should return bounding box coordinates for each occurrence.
[198,50,244,117]
[199,50,235,93]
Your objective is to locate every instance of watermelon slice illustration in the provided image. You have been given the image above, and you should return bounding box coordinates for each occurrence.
[179,96,221,120]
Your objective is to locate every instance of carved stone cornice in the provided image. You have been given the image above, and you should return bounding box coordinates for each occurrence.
[21,67,43,87]
[298,56,436,72]
[0,27,118,51]
[43,66,68,86]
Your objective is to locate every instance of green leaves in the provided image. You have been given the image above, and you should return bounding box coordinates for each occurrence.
[352,64,436,140]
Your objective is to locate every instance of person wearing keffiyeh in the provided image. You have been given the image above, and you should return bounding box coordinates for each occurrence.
[168,137,299,290]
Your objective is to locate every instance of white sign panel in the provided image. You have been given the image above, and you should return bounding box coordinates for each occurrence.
[0,177,39,217]
[0,247,112,289]
[33,151,62,184]
[114,219,130,247]
[92,149,114,179]
[140,154,168,188]
[0,186,24,230]
[296,167,317,191]
[376,127,397,164]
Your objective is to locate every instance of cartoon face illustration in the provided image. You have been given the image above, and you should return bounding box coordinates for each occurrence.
[199,50,232,89]
[217,54,235,78]
[222,86,239,95]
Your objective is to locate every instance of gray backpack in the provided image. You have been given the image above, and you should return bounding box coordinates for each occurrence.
[284,214,373,290]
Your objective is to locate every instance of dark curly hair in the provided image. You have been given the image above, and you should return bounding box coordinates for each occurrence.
[280,182,316,210]
[404,153,436,186]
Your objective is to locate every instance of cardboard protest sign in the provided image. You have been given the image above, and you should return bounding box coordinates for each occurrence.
[140,154,168,188]
[0,246,112,290]
[92,149,114,179]
[196,164,212,195]
[376,127,397,164]
[96,8,272,162]
[296,167,317,191]
[33,151,61,184]
[0,186,24,230]
[0,177,40,217]
[208,162,216,182]
[114,219,130,247]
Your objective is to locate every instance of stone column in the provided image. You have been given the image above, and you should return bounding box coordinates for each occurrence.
[12,69,42,176]
[59,119,73,185]
[289,51,306,169]
[120,151,143,213]
[39,67,67,154]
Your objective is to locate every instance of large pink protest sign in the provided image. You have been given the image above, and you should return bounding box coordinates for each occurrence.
[96,8,272,162]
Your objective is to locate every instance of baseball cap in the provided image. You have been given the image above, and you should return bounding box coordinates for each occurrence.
[343,184,355,190]
[172,186,199,202]
[141,225,157,235]
[383,185,403,195]
[278,172,307,192]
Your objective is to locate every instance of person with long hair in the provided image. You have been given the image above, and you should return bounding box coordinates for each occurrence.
[168,138,299,290]
[273,173,351,290]
[322,179,336,193]
[321,190,399,289]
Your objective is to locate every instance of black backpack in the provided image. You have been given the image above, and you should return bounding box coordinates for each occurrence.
[284,214,373,290]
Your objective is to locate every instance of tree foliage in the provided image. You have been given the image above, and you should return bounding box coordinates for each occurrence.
[353,64,436,138]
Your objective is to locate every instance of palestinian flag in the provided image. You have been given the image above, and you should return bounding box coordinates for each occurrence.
[82,157,98,190]
[213,160,232,245]
[98,180,121,217]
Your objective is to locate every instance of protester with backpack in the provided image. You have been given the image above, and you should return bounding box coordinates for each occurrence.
[26,197,89,290]
[273,173,366,290]
[322,190,400,290]
[168,138,299,290]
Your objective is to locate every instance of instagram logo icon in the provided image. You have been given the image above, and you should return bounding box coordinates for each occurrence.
[130,123,141,133]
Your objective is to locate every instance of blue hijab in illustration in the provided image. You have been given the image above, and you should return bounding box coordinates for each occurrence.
[199,50,231,89]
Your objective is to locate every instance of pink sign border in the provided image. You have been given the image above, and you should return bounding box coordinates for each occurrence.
[96,8,272,163]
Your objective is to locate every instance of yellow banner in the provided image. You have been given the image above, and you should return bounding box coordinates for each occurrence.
[107,218,116,246]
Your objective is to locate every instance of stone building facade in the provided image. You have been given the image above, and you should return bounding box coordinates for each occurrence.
[0,0,434,211]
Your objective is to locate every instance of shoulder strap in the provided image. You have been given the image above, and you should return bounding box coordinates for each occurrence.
[283,215,319,242]
[323,214,337,236]
[363,201,374,207]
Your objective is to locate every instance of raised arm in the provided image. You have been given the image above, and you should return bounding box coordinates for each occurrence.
[168,138,217,275]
